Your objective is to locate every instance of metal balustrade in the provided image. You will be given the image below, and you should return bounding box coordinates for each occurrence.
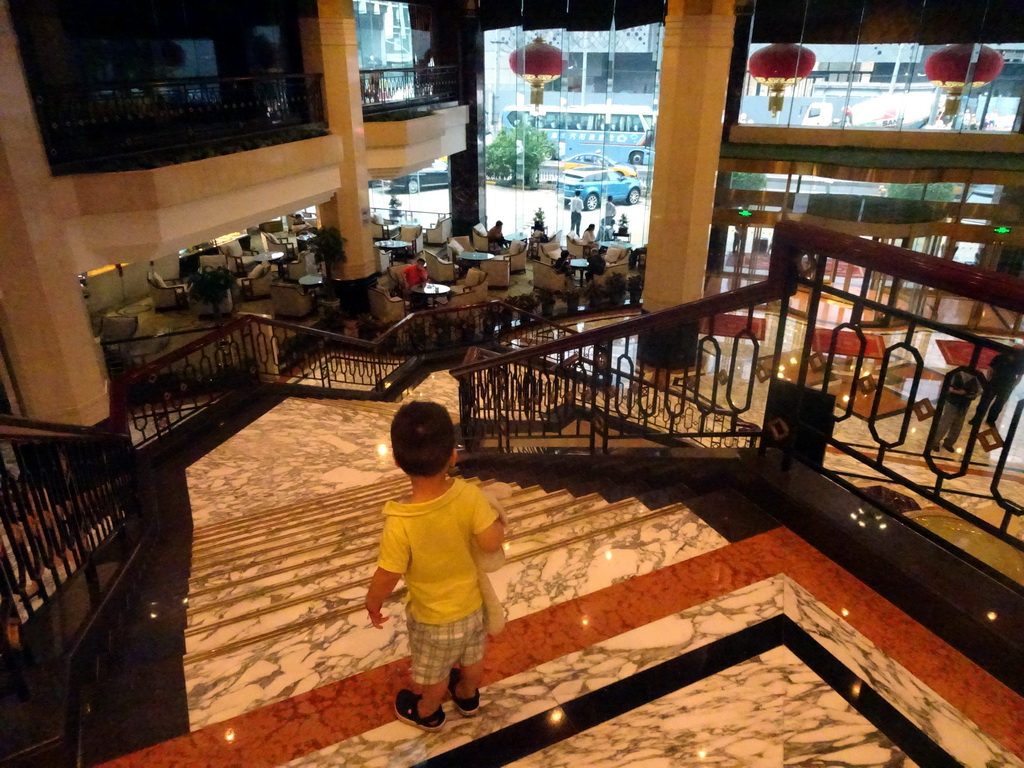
[452,221,1024,557]
[0,416,139,691]
[34,74,325,172]
[107,303,576,448]
[360,66,458,113]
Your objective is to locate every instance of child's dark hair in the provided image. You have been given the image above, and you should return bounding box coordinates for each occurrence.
[390,401,456,476]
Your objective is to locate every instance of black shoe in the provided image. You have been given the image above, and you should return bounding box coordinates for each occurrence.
[395,689,446,732]
[448,668,480,717]
[942,443,956,452]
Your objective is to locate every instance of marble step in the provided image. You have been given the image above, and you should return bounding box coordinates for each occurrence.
[186,486,555,601]
[190,477,514,562]
[188,484,551,586]
[183,495,679,661]
[182,498,723,731]
[192,477,411,543]
[186,488,584,611]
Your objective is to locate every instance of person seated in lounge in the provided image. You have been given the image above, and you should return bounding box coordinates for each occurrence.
[581,223,598,256]
[585,251,606,282]
[553,249,572,275]
[403,258,429,292]
[487,221,510,253]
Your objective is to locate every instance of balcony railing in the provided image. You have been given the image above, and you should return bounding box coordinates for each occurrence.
[33,74,325,173]
[360,66,458,115]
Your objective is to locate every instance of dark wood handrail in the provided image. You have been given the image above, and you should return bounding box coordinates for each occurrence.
[374,299,578,345]
[0,415,128,442]
[773,220,1024,314]
[450,281,784,378]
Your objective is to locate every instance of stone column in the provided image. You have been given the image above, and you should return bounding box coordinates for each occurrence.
[302,1,378,312]
[643,0,736,311]
[0,0,109,425]
[448,0,486,236]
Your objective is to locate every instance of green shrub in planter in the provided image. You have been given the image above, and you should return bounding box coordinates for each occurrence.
[605,272,627,304]
[564,288,581,314]
[535,287,557,316]
[187,266,237,318]
[627,274,644,304]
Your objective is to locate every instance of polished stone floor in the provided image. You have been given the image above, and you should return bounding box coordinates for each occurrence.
[92,395,1024,768]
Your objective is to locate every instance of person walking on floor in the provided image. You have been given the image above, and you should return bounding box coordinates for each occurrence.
[569,191,583,236]
[971,346,1024,431]
[928,368,981,453]
[364,402,505,732]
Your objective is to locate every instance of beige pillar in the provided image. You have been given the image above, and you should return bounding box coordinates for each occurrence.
[644,0,735,311]
[0,0,108,425]
[303,1,376,280]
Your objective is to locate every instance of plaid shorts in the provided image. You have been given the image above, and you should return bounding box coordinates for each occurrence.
[406,606,486,686]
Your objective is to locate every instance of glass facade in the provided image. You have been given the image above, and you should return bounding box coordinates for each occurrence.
[483,24,663,242]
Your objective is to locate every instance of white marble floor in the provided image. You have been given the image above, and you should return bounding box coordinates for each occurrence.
[278,574,1019,768]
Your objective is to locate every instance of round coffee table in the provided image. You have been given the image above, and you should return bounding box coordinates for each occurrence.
[298,274,323,287]
[570,258,589,285]
[410,282,451,309]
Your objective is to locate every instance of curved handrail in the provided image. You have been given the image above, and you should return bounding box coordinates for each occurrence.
[0,414,128,442]
[450,281,782,378]
[773,220,1024,314]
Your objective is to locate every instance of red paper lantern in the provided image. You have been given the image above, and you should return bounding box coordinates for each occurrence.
[925,44,1004,117]
[509,37,563,106]
[748,43,817,117]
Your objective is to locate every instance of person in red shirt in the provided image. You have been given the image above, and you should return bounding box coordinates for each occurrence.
[403,258,429,290]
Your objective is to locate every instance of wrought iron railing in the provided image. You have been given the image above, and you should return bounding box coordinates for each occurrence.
[360,65,458,113]
[452,220,1024,555]
[108,302,575,447]
[0,417,139,642]
[34,74,325,172]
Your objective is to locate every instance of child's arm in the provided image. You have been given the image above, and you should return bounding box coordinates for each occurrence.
[365,567,402,629]
[475,519,504,554]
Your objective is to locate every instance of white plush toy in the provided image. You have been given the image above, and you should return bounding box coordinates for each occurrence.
[476,482,514,634]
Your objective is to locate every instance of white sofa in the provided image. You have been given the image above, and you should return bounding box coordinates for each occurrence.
[368,287,406,323]
[532,261,570,293]
[449,267,488,307]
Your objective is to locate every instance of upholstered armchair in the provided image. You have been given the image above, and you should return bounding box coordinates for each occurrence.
[284,260,311,282]
[592,260,629,288]
[270,282,315,318]
[424,216,452,245]
[449,267,488,307]
[450,236,472,254]
[532,261,571,293]
[604,245,629,266]
[399,224,424,258]
[239,263,274,300]
[506,240,528,273]
[368,218,397,240]
[147,271,188,310]
[261,231,295,260]
[471,223,490,252]
[479,257,511,289]
[368,287,406,323]
[424,249,457,283]
[567,235,587,258]
[219,240,257,276]
[199,252,229,271]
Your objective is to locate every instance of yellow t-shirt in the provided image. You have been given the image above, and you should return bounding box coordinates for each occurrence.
[377,478,497,624]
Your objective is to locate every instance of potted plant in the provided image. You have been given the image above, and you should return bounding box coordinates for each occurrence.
[564,287,581,315]
[508,293,539,321]
[388,195,402,222]
[583,281,608,309]
[535,287,557,317]
[617,214,630,237]
[532,207,546,232]
[606,272,627,305]
[187,266,237,319]
[311,226,346,280]
[627,274,644,305]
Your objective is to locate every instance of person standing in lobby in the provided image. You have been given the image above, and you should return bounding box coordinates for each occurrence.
[569,191,584,236]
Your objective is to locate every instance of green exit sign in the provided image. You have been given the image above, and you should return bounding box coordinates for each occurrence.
[994,226,1011,234]
[738,210,753,217]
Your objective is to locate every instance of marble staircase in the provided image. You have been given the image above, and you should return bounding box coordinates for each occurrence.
[182,466,729,729]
